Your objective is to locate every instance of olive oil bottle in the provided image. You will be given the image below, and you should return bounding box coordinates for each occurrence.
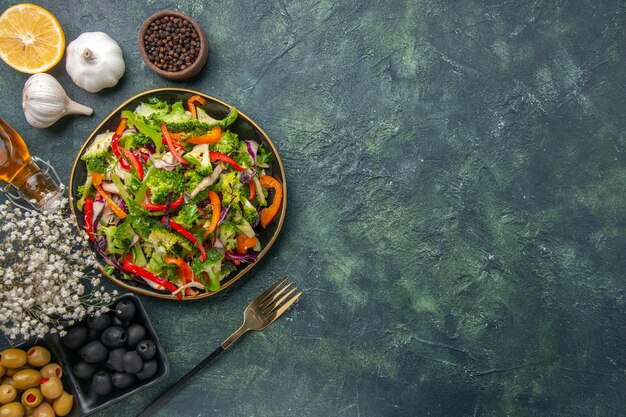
[0,117,61,210]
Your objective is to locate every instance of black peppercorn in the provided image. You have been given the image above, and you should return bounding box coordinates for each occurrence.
[144,15,200,72]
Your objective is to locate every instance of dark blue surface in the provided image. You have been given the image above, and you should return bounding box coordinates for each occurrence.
[0,1,625,416]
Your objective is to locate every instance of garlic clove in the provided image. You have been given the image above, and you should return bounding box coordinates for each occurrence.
[66,32,125,93]
[22,73,93,129]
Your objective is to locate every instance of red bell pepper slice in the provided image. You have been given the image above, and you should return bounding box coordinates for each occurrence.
[141,194,184,211]
[209,151,244,172]
[121,261,182,300]
[84,197,95,242]
[161,124,188,165]
[248,181,256,201]
[111,118,131,170]
[161,217,207,261]
[122,148,144,180]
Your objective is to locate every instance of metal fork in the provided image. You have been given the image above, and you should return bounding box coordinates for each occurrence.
[137,277,302,417]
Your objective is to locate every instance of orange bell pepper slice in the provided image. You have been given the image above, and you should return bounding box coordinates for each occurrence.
[92,173,127,219]
[187,95,207,119]
[165,257,194,283]
[236,234,258,254]
[203,191,221,237]
[95,187,127,219]
[188,126,222,144]
[259,176,283,228]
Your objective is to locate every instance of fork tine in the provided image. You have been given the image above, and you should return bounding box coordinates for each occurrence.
[262,287,297,315]
[265,291,302,323]
[255,276,288,304]
[258,283,292,310]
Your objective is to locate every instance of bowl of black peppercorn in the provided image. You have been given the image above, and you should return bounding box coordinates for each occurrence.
[139,10,208,80]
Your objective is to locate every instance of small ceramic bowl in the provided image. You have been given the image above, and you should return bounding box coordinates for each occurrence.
[138,10,208,80]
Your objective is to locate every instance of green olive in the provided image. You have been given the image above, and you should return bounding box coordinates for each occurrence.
[25,349,49,369]
[11,370,41,391]
[0,379,14,389]
[0,350,27,370]
[22,405,33,417]
[20,389,42,408]
[52,392,72,417]
[37,365,61,380]
[0,385,16,405]
[0,366,5,378]
[0,402,24,417]
[38,378,62,401]
[31,402,53,417]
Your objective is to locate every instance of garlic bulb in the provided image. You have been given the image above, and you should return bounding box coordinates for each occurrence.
[22,73,93,128]
[66,32,125,93]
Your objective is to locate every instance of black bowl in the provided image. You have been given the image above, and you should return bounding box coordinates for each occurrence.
[68,88,287,300]
[11,294,168,416]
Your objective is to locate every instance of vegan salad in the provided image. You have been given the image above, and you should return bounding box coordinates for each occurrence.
[76,95,283,299]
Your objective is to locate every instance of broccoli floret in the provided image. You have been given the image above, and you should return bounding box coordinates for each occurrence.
[183,144,213,176]
[82,132,113,159]
[184,170,210,204]
[145,169,186,204]
[216,171,244,206]
[173,205,199,229]
[217,221,238,251]
[211,130,239,154]
[98,225,127,255]
[114,220,135,244]
[154,101,192,124]
[191,249,226,291]
[84,156,109,174]
[233,142,254,169]
[82,132,114,174]
[148,228,193,253]
[125,133,152,148]
[241,197,259,224]
[228,203,256,237]
[130,215,161,240]
[134,100,170,119]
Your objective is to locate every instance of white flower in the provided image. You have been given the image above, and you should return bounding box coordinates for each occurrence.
[0,200,115,341]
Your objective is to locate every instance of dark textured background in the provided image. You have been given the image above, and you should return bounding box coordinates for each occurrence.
[1,1,625,416]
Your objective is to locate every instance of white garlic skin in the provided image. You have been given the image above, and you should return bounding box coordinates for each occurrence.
[66,32,125,93]
[22,73,93,128]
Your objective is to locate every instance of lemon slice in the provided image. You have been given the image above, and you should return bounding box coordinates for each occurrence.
[0,3,65,74]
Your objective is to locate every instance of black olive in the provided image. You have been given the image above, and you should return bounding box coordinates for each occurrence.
[63,326,88,349]
[126,324,146,347]
[111,316,129,328]
[111,372,136,389]
[101,326,128,348]
[136,360,158,380]
[74,361,98,379]
[88,313,111,332]
[108,348,126,373]
[88,327,100,340]
[122,351,143,374]
[115,299,136,322]
[136,340,156,360]
[92,371,113,395]
[79,340,108,363]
